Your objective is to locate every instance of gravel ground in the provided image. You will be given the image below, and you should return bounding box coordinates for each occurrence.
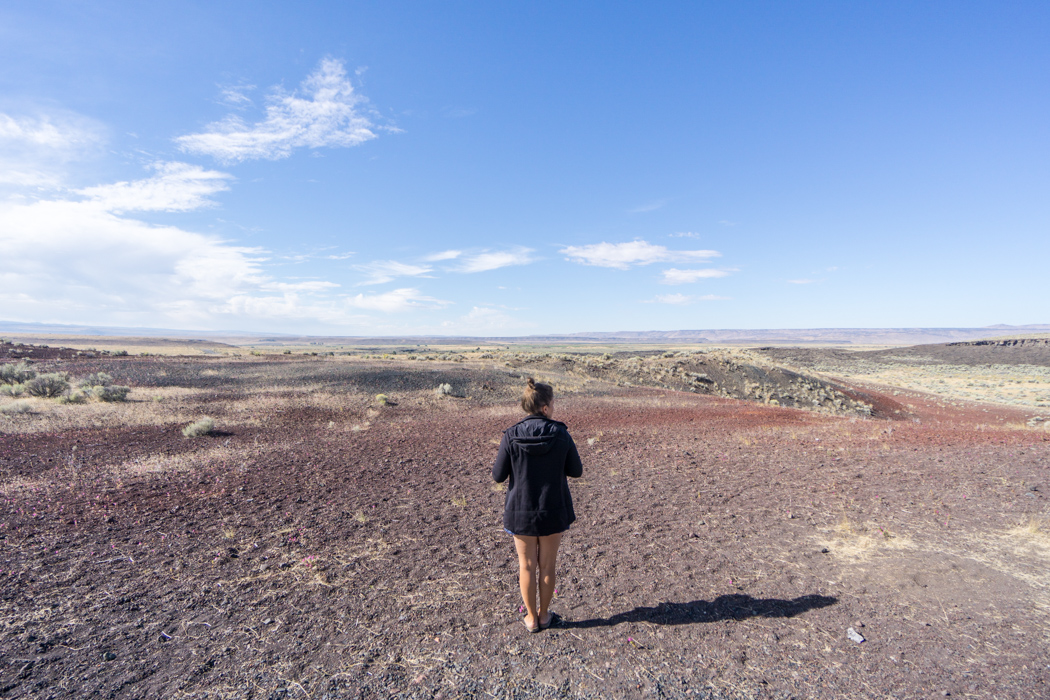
[1,350,1048,698]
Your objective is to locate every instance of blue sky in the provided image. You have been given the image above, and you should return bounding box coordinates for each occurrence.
[1,2,1047,335]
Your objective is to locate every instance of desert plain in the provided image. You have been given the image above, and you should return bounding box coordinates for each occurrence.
[1,337,1048,699]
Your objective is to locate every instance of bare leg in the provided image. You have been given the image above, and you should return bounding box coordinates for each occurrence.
[513,535,539,629]
[537,532,563,626]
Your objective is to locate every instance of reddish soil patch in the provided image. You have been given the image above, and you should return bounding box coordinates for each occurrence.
[1,354,1048,698]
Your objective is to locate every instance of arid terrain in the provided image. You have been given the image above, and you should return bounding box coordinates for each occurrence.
[1,339,1048,698]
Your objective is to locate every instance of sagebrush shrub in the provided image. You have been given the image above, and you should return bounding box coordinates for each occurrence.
[25,373,70,398]
[79,372,113,388]
[0,383,25,397]
[59,390,89,404]
[182,417,215,437]
[0,400,33,415]
[0,361,35,384]
[92,385,130,402]
[435,383,453,396]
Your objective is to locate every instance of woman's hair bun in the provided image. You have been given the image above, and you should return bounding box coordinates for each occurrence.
[521,376,553,415]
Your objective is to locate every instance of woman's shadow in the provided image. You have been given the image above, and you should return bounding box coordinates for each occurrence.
[562,594,837,628]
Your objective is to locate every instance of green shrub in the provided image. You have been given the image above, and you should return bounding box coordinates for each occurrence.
[92,385,130,402]
[79,372,113,388]
[182,417,215,437]
[0,361,35,384]
[25,373,70,398]
[0,383,25,397]
[0,400,33,415]
[60,390,89,404]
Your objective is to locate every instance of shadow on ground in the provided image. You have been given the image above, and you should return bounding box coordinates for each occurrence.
[563,594,837,628]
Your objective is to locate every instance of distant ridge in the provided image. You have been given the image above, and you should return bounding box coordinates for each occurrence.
[2,320,1048,347]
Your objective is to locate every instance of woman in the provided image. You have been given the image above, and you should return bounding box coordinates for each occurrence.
[493,377,583,632]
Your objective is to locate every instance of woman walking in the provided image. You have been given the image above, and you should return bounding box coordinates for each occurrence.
[493,378,583,632]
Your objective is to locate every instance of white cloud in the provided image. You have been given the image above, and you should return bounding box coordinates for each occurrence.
[354,260,433,285]
[346,288,450,313]
[0,113,97,150]
[458,247,537,273]
[787,279,814,284]
[0,112,105,187]
[176,58,379,163]
[0,194,398,330]
[76,162,232,212]
[669,231,701,238]
[425,249,462,261]
[645,293,730,304]
[0,198,267,323]
[560,241,720,270]
[659,267,732,285]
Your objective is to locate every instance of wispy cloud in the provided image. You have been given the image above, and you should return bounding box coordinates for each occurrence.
[425,249,462,262]
[645,293,730,304]
[218,83,256,107]
[629,199,668,213]
[718,220,738,227]
[346,288,450,312]
[76,162,232,212]
[0,112,105,187]
[176,58,380,163]
[261,280,340,292]
[354,260,433,286]
[659,267,732,285]
[669,231,701,238]
[787,279,815,284]
[458,247,536,273]
[560,240,720,270]
[439,305,532,333]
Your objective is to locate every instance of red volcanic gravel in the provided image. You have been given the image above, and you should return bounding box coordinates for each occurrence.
[1,355,1048,699]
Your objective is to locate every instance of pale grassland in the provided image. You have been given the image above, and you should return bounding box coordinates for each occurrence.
[0,443,267,497]
[2,333,246,356]
[852,363,1050,408]
[786,353,1050,410]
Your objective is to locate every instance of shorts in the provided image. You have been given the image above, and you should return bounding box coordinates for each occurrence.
[504,526,570,537]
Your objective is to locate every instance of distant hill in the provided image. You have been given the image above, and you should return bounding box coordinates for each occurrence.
[1,320,1048,347]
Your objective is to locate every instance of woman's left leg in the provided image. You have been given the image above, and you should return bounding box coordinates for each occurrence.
[513,535,540,629]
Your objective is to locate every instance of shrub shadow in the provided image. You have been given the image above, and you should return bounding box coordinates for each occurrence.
[562,594,837,628]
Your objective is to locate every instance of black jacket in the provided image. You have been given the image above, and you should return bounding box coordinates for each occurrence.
[492,415,583,536]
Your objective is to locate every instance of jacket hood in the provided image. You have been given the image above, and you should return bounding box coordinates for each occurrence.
[506,416,565,456]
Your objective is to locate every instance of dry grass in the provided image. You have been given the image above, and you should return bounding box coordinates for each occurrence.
[1006,517,1050,555]
[818,515,916,561]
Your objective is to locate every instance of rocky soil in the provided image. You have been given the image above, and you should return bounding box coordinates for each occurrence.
[1,346,1048,698]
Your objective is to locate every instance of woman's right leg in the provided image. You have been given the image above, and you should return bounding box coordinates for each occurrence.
[513,535,539,628]
[536,532,563,626]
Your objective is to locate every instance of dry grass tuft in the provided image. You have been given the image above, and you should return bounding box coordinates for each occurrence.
[1006,517,1050,555]
[182,417,216,437]
[821,516,915,560]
